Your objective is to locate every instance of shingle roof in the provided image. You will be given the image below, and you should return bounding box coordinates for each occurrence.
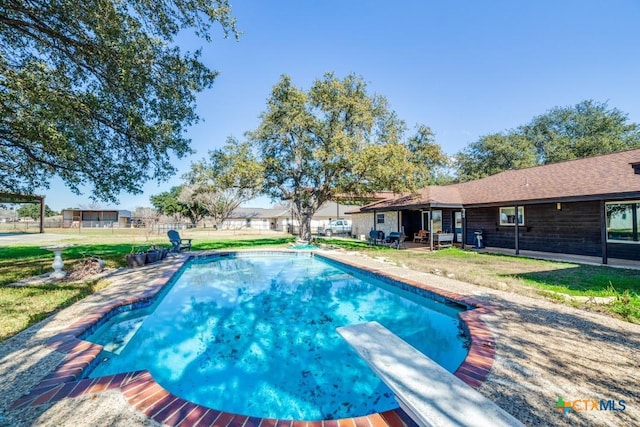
[358,186,463,211]
[358,148,640,211]
[458,148,640,206]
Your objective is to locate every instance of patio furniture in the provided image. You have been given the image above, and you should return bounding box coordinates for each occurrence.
[168,230,192,252]
[385,231,406,249]
[434,232,454,249]
[413,229,429,243]
[368,229,385,246]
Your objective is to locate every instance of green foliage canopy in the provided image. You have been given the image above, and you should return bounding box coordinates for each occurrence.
[522,100,640,163]
[456,133,538,181]
[149,186,185,218]
[0,0,237,202]
[181,137,263,227]
[455,100,640,181]
[249,73,448,239]
[149,185,207,226]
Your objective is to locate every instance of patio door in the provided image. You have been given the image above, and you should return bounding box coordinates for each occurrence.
[454,211,462,242]
[421,210,442,232]
[421,211,429,230]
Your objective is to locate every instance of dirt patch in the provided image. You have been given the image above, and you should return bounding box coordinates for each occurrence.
[64,258,106,282]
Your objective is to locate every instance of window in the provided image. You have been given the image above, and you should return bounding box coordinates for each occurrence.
[499,206,524,226]
[82,211,99,221]
[376,214,385,224]
[431,210,442,233]
[606,201,639,243]
[421,210,442,232]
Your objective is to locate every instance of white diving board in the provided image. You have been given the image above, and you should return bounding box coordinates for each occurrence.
[336,321,523,427]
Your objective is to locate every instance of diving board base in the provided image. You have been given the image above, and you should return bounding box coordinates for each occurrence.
[336,321,523,427]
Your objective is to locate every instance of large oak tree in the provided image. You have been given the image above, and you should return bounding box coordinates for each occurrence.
[455,133,538,181]
[1,0,236,202]
[249,73,448,241]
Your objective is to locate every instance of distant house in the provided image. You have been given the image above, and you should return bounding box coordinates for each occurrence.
[222,207,287,231]
[61,209,132,228]
[349,149,640,263]
[224,201,356,234]
[0,208,16,223]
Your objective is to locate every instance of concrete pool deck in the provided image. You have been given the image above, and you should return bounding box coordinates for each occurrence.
[1,249,639,426]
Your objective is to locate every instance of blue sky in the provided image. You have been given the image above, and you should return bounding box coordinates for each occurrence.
[45,0,640,211]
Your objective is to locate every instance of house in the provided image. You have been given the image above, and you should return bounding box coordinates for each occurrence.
[224,201,356,234]
[222,207,287,230]
[349,148,640,263]
[61,209,131,228]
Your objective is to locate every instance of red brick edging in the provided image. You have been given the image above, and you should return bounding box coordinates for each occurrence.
[11,252,496,427]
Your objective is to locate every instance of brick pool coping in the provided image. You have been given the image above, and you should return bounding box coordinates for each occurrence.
[11,251,497,427]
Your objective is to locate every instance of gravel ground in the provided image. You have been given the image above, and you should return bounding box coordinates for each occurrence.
[0,250,638,427]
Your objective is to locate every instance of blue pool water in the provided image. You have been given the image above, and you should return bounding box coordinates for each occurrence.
[289,244,319,250]
[87,253,468,420]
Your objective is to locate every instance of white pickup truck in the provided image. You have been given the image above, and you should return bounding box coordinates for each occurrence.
[321,219,352,237]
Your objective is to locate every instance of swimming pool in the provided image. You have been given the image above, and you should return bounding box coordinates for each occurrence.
[85,252,469,420]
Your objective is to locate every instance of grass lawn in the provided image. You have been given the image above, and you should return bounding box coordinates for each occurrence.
[316,238,640,323]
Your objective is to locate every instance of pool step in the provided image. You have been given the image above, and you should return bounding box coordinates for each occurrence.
[96,315,147,354]
[337,321,523,427]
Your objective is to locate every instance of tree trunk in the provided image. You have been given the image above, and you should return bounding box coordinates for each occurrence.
[292,193,325,242]
[299,211,313,241]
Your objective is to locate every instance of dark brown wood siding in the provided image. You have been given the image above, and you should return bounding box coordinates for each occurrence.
[608,243,640,260]
[465,201,602,256]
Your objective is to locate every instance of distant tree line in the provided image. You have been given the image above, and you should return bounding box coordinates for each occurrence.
[16,204,57,220]
[454,100,640,181]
